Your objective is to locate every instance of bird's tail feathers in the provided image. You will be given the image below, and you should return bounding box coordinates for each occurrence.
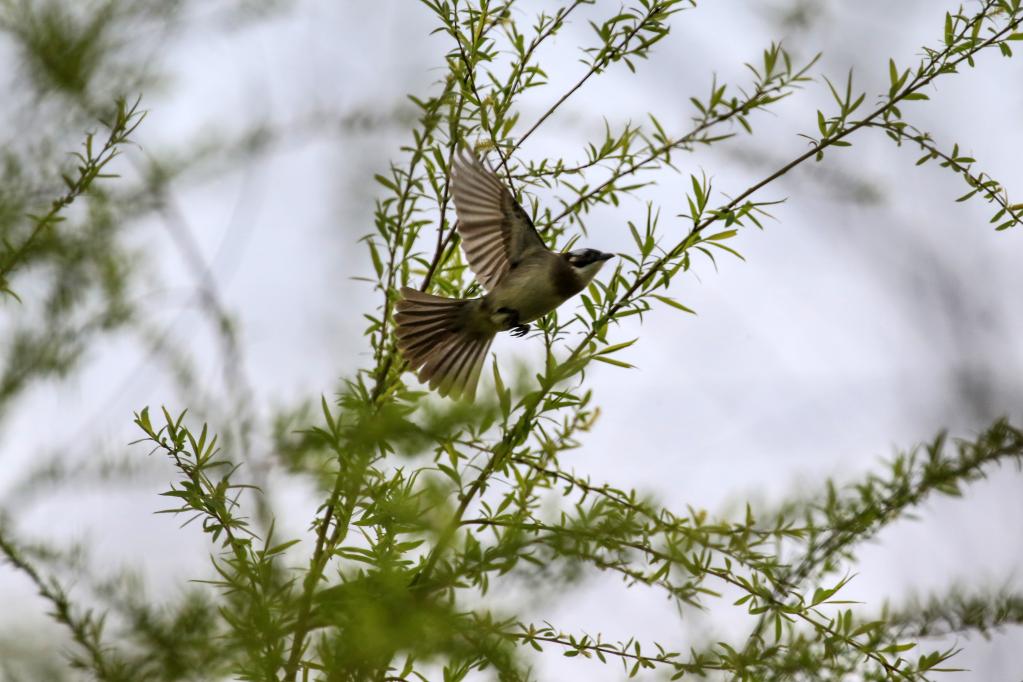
[395,287,494,400]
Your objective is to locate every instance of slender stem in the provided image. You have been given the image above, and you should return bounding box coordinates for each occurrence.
[283,460,366,681]
[368,93,449,403]
[452,4,517,189]
[420,98,467,292]
[540,76,791,232]
[282,495,337,680]
[510,2,672,154]
[1,98,144,295]
[0,531,120,680]
[409,443,507,591]
[865,120,1022,228]
[494,1,589,121]
[502,625,723,673]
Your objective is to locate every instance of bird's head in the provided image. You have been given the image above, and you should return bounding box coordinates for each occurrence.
[564,248,615,285]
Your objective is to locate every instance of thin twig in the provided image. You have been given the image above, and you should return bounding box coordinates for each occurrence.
[510,1,673,154]
[0,530,122,680]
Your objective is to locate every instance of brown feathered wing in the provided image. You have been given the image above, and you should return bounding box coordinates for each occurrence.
[449,150,547,290]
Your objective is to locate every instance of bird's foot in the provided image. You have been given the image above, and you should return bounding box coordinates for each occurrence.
[497,307,529,337]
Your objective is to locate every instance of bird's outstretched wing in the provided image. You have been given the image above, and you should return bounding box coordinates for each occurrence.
[450,150,547,291]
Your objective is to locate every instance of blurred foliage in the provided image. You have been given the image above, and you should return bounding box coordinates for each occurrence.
[1,0,1022,681]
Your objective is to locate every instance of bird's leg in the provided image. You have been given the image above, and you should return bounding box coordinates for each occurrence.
[497,307,530,338]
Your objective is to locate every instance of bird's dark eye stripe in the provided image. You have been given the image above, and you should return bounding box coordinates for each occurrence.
[569,251,594,266]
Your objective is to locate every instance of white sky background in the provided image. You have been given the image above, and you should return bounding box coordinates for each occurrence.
[1,0,1022,679]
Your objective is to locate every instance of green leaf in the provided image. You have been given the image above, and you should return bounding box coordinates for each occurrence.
[883,641,917,654]
[374,173,399,193]
[596,338,638,356]
[651,295,696,314]
[593,355,635,369]
[265,539,301,556]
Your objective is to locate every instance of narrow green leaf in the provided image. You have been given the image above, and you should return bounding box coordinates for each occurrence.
[651,295,696,314]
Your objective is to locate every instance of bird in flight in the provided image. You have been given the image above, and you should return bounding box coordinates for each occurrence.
[395,151,615,400]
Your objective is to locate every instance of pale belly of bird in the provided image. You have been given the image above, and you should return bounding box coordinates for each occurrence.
[483,255,583,328]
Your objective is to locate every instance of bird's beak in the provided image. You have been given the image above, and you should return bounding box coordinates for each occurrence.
[596,252,615,262]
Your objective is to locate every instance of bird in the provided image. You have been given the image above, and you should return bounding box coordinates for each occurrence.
[394,150,615,400]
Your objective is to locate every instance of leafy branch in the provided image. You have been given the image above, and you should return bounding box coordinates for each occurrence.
[0,528,127,681]
[506,619,723,679]
[740,417,1023,670]
[867,120,1023,231]
[0,96,144,300]
[541,44,818,233]
[511,0,692,153]
[886,588,1023,640]
[133,408,295,680]
[282,398,373,682]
